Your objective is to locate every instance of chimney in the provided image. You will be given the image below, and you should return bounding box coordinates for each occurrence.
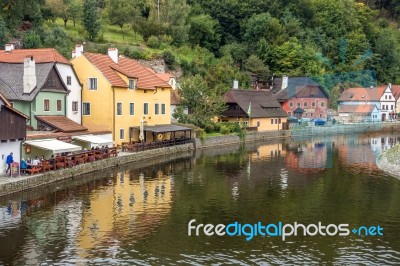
[23,56,37,94]
[72,44,84,58]
[281,75,288,90]
[389,83,392,89]
[72,50,76,59]
[233,80,239,89]
[108,48,118,63]
[5,43,14,52]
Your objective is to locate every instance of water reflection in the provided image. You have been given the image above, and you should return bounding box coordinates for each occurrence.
[0,133,399,264]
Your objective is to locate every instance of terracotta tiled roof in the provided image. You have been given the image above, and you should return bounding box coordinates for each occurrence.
[35,115,88,133]
[157,73,172,82]
[84,53,171,90]
[390,86,400,101]
[0,48,71,64]
[338,87,386,102]
[338,104,377,114]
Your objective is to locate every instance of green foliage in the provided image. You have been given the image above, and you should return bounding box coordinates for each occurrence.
[0,15,8,46]
[219,122,241,135]
[189,14,221,53]
[83,0,101,40]
[146,35,160,48]
[42,26,74,58]
[23,30,42,48]
[162,50,176,70]
[175,75,227,128]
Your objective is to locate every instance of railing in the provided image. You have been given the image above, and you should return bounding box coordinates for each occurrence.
[21,147,118,175]
[121,137,192,152]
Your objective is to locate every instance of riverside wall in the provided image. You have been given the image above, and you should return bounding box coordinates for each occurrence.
[376,145,400,180]
[2,122,400,197]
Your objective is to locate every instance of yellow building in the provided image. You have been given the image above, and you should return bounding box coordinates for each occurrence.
[71,47,172,145]
[221,89,288,131]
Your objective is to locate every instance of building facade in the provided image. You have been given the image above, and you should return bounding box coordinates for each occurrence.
[221,89,288,131]
[71,47,172,145]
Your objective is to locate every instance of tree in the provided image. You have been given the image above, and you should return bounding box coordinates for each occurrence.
[174,75,227,127]
[83,0,101,40]
[0,15,8,47]
[23,30,42,48]
[189,14,221,53]
[160,0,191,46]
[69,0,83,27]
[106,0,135,39]
[244,55,270,81]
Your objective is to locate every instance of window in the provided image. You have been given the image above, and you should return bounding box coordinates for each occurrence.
[144,103,149,115]
[271,119,274,124]
[129,79,135,89]
[161,104,166,114]
[278,118,281,124]
[117,102,122,115]
[257,121,260,127]
[155,103,159,115]
[83,102,90,115]
[304,102,307,107]
[312,102,315,107]
[275,118,278,124]
[289,102,293,107]
[72,101,78,112]
[57,100,62,111]
[120,129,124,140]
[297,102,301,107]
[130,103,134,115]
[391,105,394,110]
[44,99,50,111]
[320,114,322,118]
[385,95,387,99]
[88,78,97,90]
[321,102,325,107]
[67,76,71,85]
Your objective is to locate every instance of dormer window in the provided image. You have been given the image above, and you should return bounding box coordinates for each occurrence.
[129,79,135,90]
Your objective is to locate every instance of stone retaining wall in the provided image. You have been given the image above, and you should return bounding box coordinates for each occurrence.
[376,145,400,180]
[0,144,194,197]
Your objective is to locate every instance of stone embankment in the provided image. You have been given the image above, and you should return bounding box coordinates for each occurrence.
[2,122,400,197]
[377,145,400,180]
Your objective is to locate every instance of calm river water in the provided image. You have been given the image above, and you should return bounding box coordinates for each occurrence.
[1,133,400,265]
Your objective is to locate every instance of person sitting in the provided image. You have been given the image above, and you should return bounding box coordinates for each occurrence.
[31,156,40,166]
[20,158,28,169]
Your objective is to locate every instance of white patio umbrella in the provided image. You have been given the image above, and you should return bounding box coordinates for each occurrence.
[139,118,144,143]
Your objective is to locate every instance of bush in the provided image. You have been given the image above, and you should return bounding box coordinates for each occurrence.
[220,125,231,135]
[219,122,241,135]
[147,35,160,49]
[163,50,176,70]
[123,47,146,59]
[204,123,215,133]
[23,31,41,48]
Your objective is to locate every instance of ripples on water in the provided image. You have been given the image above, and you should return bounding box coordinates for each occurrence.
[0,133,400,265]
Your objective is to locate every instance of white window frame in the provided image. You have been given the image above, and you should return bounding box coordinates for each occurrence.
[117,102,122,116]
[82,102,91,116]
[56,99,62,112]
[155,103,159,115]
[67,76,72,85]
[120,129,124,140]
[129,102,134,116]
[44,99,50,112]
[88,77,98,90]
[161,103,166,115]
[72,101,78,113]
[129,79,135,90]
[144,102,149,115]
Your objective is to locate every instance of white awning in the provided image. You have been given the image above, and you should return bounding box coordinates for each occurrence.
[25,139,82,153]
[73,135,114,147]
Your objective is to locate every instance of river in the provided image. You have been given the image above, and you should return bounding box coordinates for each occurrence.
[0,132,400,265]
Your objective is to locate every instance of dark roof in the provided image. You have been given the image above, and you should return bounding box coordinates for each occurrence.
[293,107,304,113]
[0,62,56,101]
[225,89,287,118]
[35,115,88,133]
[274,77,329,101]
[338,104,378,114]
[130,124,192,133]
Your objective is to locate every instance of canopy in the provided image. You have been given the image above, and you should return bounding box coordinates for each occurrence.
[73,135,114,147]
[25,139,82,153]
[131,124,192,133]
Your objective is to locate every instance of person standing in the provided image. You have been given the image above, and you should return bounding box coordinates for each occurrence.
[5,152,14,174]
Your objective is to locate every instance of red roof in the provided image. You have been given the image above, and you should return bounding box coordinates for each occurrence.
[35,116,87,133]
[338,104,377,114]
[84,53,171,90]
[390,86,400,101]
[0,48,71,65]
[338,87,387,102]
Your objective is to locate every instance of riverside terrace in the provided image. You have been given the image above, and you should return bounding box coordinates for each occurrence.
[19,147,119,175]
